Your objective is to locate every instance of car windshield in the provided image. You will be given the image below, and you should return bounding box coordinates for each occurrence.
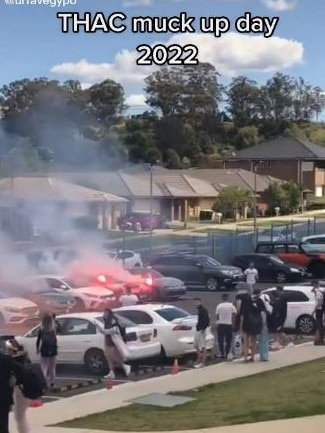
[197,256,222,267]
[270,255,285,265]
[96,315,136,328]
[62,278,86,289]
[155,307,191,322]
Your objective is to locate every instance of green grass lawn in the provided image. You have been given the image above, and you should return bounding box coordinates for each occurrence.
[57,359,325,431]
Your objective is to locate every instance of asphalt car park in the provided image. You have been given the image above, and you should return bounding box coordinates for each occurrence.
[37,283,313,403]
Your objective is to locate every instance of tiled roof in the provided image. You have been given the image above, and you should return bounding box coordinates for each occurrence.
[229,134,325,160]
[0,177,128,202]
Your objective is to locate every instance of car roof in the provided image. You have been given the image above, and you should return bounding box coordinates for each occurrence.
[263,285,314,295]
[235,253,273,258]
[256,241,298,245]
[301,235,325,241]
[116,304,178,312]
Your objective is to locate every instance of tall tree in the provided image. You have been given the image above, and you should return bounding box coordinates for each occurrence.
[144,63,223,119]
[86,79,126,127]
[226,76,260,126]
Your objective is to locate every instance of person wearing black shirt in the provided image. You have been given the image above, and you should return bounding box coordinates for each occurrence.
[193,298,210,368]
[0,351,20,433]
[273,286,288,347]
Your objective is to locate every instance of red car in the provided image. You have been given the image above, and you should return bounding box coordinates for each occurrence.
[118,212,167,232]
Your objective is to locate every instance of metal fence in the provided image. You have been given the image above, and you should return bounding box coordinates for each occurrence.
[109,217,325,265]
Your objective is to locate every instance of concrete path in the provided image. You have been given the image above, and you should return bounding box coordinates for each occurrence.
[9,343,325,433]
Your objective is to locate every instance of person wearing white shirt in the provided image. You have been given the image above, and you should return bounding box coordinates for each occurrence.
[311,280,325,345]
[215,293,237,360]
[244,263,259,294]
[119,286,139,307]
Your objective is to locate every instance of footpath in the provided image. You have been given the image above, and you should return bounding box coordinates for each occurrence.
[9,343,325,433]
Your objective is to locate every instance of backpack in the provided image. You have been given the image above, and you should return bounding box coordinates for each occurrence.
[14,361,47,399]
[117,321,127,343]
[40,329,57,357]
[246,298,263,334]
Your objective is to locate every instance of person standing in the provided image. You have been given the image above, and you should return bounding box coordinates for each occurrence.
[244,263,259,294]
[193,298,210,368]
[0,351,15,433]
[97,309,131,379]
[6,340,31,433]
[119,285,139,307]
[36,313,58,389]
[257,292,273,362]
[240,291,263,362]
[312,280,325,345]
[216,293,237,360]
[273,285,288,347]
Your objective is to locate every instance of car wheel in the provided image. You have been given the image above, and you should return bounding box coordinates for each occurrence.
[206,277,218,291]
[276,271,286,283]
[309,262,325,279]
[296,315,315,335]
[84,349,108,376]
[75,297,86,312]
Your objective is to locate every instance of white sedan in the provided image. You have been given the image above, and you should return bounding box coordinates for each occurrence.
[106,250,143,269]
[262,285,316,334]
[0,295,39,331]
[16,312,161,375]
[27,275,117,311]
[115,304,214,357]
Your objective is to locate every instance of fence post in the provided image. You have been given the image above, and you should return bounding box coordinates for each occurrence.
[285,223,288,242]
[271,224,273,243]
[291,220,294,239]
[314,216,316,234]
[307,219,311,236]
[256,226,259,245]
[211,234,215,258]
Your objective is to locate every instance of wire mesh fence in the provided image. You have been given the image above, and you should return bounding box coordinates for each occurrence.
[109,217,325,265]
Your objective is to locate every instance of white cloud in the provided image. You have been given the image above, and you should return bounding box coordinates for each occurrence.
[126,94,148,106]
[260,0,297,11]
[51,32,304,88]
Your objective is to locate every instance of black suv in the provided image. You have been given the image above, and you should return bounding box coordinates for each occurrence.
[232,253,306,283]
[149,254,244,291]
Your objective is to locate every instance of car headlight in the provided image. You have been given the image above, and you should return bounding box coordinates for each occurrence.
[221,270,232,276]
[4,307,22,313]
[290,268,300,273]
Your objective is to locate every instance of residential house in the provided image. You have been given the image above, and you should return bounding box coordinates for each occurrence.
[223,133,325,197]
[61,168,282,222]
[0,177,128,234]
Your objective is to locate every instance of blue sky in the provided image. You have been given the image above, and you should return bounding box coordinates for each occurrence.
[0,0,323,113]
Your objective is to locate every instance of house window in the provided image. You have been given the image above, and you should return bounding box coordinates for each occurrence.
[315,186,323,197]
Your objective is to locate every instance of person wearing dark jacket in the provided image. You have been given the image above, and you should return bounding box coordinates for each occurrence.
[193,298,210,368]
[273,286,288,347]
[0,351,20,433]
[6,339,30,433]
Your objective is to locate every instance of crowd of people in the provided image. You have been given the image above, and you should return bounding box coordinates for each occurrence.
[192,279,325,367]
[1,271,325,433]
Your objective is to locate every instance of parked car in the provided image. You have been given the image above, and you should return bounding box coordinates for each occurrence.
[257,227,298,242]
[116,304,214,357]
[232,253,307,283]
[255,241,325,278]
[118,212,167,232]
[105,249,143,269]
[255,241,300,255]
[262,286,317,334]
[0,294,39,332]
[300,235,325,252]
[1,281,77,316]
[127,268,186,301]
[149,254,244,291]
[28,276,118,312]
[16,312,161,375]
